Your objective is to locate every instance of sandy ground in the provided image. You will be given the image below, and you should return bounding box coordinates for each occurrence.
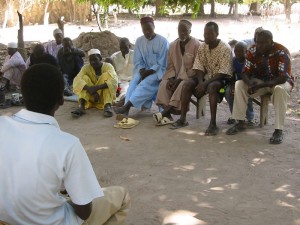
[1,17,300,225]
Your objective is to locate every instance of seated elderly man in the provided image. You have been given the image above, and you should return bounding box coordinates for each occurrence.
[114,16,169,115]
[0,63,130,225]
[0,42,26,90]
[153,19,200,125]
[57,37,85,96]
[45,28,63,59]
[172,22,232,135]
[110,37,134,105]
[226,30,293,144]
[72,49,118,118]
[26,43,58,68]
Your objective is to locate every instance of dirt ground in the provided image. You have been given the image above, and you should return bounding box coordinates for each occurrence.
[1,16,300,225]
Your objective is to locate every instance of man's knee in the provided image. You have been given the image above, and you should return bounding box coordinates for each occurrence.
[182,79,196,92]
[207,81,223,94]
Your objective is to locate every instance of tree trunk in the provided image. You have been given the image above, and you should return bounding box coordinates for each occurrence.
[249,2,259,15]
[155,0,163,16]
[2,10,9,28]
[233,1,238,19]
[284,0,291,23]
[91,3,101,32]
[210,0,216,18]
[228,3,233,15]
[198,0,205,16]
[17,11,27,61]
[43,1,49,25]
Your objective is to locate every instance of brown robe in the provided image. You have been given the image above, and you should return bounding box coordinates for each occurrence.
[156,37,201,110]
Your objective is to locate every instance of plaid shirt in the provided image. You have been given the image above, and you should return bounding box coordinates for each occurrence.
[243,42,293,87]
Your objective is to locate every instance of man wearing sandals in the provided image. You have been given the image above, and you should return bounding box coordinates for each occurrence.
[226,30,293,144]
[170,22,232,135]
[114,16,169,115]
[0,64,130,225]
[72,49,118,118]
[154,19,200,126]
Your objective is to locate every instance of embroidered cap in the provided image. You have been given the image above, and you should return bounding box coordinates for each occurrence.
[88,49,101,56]
[7,42,17,48]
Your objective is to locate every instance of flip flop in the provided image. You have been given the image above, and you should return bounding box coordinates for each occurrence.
[114,118,139,129]
[71,108,86,118]
[103,105,113,117]
[205,126,219,136]
[156,117,174,126]
[226,123,246,135]
[269,130,283,144]
[169,120,189,130]
[153,112,163,123]
[0,99,12,109]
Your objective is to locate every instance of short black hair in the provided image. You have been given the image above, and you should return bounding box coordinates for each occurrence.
[63,37,72,43]
[120,37,130,45]
[21,63,64,114]
[32,44,45,57]
[205,21,219,33]
[256,30,273,41]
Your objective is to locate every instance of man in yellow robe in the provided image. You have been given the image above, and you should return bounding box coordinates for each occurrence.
[72,49,118,117]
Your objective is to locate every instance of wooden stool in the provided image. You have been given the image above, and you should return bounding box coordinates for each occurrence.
[190,96,206,119]
[252,94,271,128]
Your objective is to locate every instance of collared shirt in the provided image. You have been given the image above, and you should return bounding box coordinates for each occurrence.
[243,42,293,87]
[0,109,103,225]
[44,40,63,59]
[192,40,233,79]
[111,49,134,82]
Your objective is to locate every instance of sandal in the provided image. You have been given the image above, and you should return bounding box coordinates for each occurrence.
[153,112,163,123]
[269,129,283,144]
[205,125,219,136]
[156,117,174,126]
[226,122,247,135]
[169,120,189,130]
[71,108,86,118]
[103,104,113,117]
[227,117,235,125]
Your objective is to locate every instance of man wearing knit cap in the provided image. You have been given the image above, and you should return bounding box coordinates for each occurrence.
[72,49,118,117]
[114,16,169,115]
[44,28,63,59]
[0,42,26,90]
[154,20,201,125]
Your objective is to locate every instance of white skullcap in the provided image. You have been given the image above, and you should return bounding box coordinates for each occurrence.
[7,42,17,48]
[53,28,63,35]
[88,49,101,56]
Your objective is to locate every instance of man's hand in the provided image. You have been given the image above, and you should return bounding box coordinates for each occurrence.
[247,80,261,95]
[92,92,100,103]
[140,69,154,80]
[195,82,207,97]
[84,86,99,95]
[167,78,181,92]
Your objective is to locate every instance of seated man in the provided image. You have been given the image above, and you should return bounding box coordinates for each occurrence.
[172,22,232,135]
[44,28,63,59]
[0,42,26,90]
[57,37,84,96]
[114,16,169,115]
[154,19,200,125]
[73,49,118,118]
[226,30,293,144]
[111,37,134,105]
[0,64,130,225]
[26,43,58,68]
[57,37,85,85]
[225,41,255,126]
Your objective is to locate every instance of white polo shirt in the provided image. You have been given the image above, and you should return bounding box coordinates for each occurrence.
[0,109,103,225]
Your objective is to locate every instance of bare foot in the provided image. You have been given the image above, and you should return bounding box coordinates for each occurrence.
[205,124,219,136]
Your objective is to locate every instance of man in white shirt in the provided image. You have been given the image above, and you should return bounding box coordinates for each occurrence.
[0,64,130,225]
[0,42,26,90]
[111,38,134,104]
[45,28,64,59]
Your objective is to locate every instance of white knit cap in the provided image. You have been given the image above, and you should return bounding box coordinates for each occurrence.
[88,49,101,56]
[53,28,63,35]
[7,42,17,48]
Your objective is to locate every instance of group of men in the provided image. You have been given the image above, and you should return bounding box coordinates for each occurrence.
[0,16,293,224]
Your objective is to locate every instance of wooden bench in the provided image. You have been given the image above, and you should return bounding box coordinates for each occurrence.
[252,94,271,128]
